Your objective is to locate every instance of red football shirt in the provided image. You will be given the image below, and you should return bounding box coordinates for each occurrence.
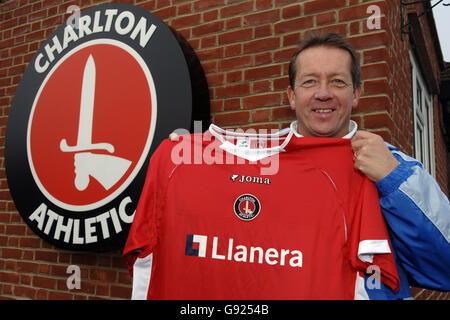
[123,125,399,299]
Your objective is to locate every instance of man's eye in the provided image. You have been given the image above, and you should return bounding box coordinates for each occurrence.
[331,79,348,87]
[301,79,316,87]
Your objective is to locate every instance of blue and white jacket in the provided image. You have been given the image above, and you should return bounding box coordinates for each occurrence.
[365,144,450,299]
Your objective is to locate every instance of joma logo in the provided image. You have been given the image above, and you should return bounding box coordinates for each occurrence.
[230,174,271,185]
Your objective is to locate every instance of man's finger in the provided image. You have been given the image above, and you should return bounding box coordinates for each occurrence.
[352,130,374,139]
[350,138,365,152]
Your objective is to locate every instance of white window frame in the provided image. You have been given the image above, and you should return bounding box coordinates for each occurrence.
[410,51,435,177]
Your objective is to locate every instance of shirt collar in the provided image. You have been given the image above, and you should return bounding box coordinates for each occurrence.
[290,120,358,139]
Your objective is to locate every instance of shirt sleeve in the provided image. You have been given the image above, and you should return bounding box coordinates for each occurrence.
[375,145,450,291]
[349,176,400,293]
[123,139,174,299]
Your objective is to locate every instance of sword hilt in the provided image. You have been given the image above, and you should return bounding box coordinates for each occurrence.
[59,138,115,153]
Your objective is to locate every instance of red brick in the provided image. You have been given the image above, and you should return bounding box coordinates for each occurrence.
[338,2,385,22]
[223,98,240,111]
[13,4,33,17]
[275,0,298,6]
[274,16,314,34]
[197,47,223,61]
[252,109,270,122]
[25,30,45,42]
[308,24,347,37]
[226,17,242,29]
[207,73,224,86]
[255,0,272,10]
[282,4,300,19]
[273,77,290,91]
[255,25,271,38]
[215,83,251,99]
[35,250,58,263]
[95,283,109,296]
[356,96,390,113]
[245,65,281,81]
[316,11,337,26]
[42,15,62,28]
[274,48,294,63]
[71,253,97,266]
[5,224,26,235]
[1,248,22,259]
[349,32,387,49]
[304,0,347,14]
[1,0,18,11]
[243,37,279,54]
[363,79,389,96]
[226,70,242,83]
[369,129,393,144]
[0,271,20,284]
[204,9,219,22]
[244,9,280,26]
[177,2,192,15]
[253,80,271,93]
[255,52,272,66]
[33,276,57,289]
[363,112,395,134]
[214,111,250,126]
[220,1,253,18]
[14,285,37,299]
[171,13,201,29]
[110,285,132,299]
[156,0,171,9]
[201,35,217,48]
[194,0,225,11]
[90,269,117,282]
[19,237,42,248]
[272,106,296,121]
[361,62,389,80]
[192,21,224,37]
[219,56,252,72]
[48,291,73,300]
[225,43,242,57]
[243,93,281,109]
[218,28,253,45]
[363,47,389,64]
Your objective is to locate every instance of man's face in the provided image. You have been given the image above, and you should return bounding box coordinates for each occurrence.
[287,46,361,138]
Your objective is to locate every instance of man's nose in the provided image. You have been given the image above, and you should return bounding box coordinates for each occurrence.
[314,82,333,100]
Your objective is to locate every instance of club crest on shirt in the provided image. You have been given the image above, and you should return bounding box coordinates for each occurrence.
[234,194,261,221]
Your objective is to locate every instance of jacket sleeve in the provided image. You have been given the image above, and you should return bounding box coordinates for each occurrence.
[375,144,450,291]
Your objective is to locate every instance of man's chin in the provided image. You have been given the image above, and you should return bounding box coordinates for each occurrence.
[309,127,339,138]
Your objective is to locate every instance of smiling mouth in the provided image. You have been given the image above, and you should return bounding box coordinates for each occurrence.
[313,109,334,113]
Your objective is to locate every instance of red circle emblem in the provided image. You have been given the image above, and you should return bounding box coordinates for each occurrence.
[27,41,156,211]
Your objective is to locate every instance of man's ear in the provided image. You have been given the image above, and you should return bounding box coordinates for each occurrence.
[287,86,296,111]
[352,85,362,110]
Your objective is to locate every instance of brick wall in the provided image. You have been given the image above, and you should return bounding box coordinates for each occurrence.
[0,0,448,300]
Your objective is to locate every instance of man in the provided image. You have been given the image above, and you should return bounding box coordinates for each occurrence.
[285,32,449,298]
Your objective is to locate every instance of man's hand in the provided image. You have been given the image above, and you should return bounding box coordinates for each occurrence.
[351,130,400,182]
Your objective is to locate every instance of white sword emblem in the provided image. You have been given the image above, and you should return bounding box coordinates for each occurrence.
[243,200,253,214]
[60,54,131,191]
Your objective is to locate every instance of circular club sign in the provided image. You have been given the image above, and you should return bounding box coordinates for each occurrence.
[5,3,194,250]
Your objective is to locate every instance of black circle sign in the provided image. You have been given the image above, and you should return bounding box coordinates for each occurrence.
[5,3,200,251]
